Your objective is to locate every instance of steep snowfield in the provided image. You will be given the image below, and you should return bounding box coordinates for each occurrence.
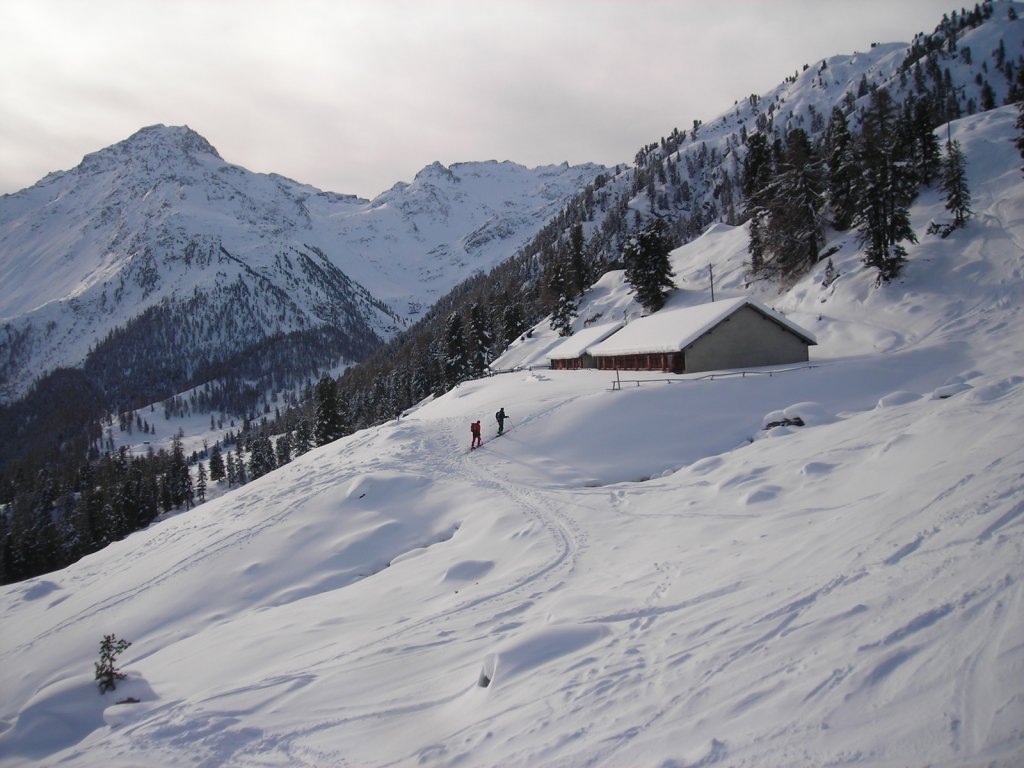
[1,108,1022,767]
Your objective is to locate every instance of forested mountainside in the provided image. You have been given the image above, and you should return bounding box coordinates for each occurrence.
[330,0,1024,427]
[1,0,1023,584]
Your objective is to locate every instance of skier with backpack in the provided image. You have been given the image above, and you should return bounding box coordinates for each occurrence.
[470,420,482,449]
[495,408,508,435]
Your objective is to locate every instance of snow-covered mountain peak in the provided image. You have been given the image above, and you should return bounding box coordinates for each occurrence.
[73,124,222,181]
[414,160,459,184]
[0,128,607,404]
[115,123,221,161]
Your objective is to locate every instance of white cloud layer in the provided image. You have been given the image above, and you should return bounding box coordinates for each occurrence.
[1,0,957,199]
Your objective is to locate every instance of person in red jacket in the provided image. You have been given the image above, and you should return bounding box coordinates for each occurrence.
[470,420,482,449]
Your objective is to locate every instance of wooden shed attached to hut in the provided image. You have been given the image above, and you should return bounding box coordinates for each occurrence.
[588,297,816,374]
[548,321,624,370]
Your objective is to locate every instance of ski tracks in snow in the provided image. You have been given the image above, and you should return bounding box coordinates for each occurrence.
[400,413,589,635]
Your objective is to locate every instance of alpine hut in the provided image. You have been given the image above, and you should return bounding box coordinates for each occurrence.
[587,297,816,374]
[548,321,624,370]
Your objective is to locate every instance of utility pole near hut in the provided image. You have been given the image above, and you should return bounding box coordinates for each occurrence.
[709,264,715,302]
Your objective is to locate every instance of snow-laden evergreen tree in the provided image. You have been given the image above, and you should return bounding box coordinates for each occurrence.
[623,217,675,313]
[854,88,919,284]
[762,129,826,282]
[29,475,60,574]
[568,223,591,295]
[741,132,775,274]
[195,462,207,503]
[275,433,292,467]
[548,259,578,337]
[438,312,472,394]
[167,433,191,509]
[337,389,352,437]
[741,133,774,215]
[208,444,225,482]
[467,303,493,375]
[291,414,313,457]
[103,499,128,540]
[893,96,942,187]
[314,376,344,446]
[235,444,248,485]
[746,211,765,273]
[823,107,859,230]
[500,303,527,349]
[409,345,435,403]
[247,431,276,480]
[940,137,972,229]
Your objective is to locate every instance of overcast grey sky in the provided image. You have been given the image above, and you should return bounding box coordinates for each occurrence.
[1,0,959,200]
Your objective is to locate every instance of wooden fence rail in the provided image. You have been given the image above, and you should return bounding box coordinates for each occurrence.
[610,364,819,391]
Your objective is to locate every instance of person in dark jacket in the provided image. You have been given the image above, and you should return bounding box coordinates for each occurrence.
[495,408,508,435]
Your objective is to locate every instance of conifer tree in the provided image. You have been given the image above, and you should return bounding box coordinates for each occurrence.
[226,452,237,487]
[314,376,343,446]
[247,431,275,480]
[438,312,471,393]
[940,137,972,228]
[746,212,768,275]
[235,444,248,485]
[568,223,590,295]
[909,98,942,185]
[623,217,675,312]
[855,88,919,284]
[763,128,826,281]
[823,107,859,230]
[466,303,492,375]
[208,445,225,482]
[500,303,527,348]
[336,389,352,438]
[743,129,825,283]
[195,462,207,503]
[548,259,578,336]
[741,132,775,274]
[29,476,61,574]
[166,434,191,510]
[741,132,774,218]
[275,433,292,467]
[94,634,131,694]
[291,415,313,457]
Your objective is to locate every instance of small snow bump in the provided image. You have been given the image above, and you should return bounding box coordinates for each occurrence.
[801,462,836,476]
[876,391,922,409]
[931,382,972,400]
[963,376,1024,404]
[442,560,494,582]
[740,485,783,505]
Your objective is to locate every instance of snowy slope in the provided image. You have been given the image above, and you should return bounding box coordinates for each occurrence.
[0,106,1021,767]
[0,126,606,401]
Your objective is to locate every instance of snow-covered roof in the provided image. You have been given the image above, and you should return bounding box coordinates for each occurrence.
[589,297,816,357]
[547,321,624,360]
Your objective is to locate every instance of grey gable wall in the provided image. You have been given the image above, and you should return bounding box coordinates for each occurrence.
[684,305,811,373]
